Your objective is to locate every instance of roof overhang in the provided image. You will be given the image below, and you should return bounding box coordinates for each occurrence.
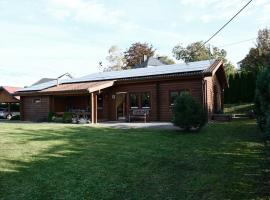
[202,60,228,88]
[16,80,115,96]
[0,86,21,102]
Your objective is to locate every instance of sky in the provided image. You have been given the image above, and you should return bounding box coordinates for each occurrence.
[0,0,269,87]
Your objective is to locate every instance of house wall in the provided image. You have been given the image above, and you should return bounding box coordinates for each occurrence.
[102,78,203,122]
[159,79,203,121]
[53,96,90,112]
[204,74,223,117]
[204,76,213,114]
[21,96,51,121]
[19,75,224,122]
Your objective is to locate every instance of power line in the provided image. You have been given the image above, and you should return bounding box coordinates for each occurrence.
[219,37,256,48]
[203,0,254,46]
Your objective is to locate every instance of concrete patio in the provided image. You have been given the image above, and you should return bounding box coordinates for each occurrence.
[0,119,180,130]
[91,121,181,130]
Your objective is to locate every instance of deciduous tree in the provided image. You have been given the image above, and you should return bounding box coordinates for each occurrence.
[172,41,236,76]
[103,45,126,72]
[241,28,270,75]
[124,42,155,68]
[156,55,175,65]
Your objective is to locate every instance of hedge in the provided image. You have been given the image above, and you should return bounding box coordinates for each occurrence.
[224,72,256,104]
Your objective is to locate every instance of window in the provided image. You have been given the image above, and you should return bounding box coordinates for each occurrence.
[130,93,139,108]
[169,91,179,106]
[97,94,103,109]
[169,90,190,106]
[33,98,41,104]
[141,92,151,108]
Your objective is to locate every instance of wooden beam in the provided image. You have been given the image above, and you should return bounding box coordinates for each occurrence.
[156,82,160,121]
[8,103,11,113]
[91,92,98,124]
[20,97,24,121]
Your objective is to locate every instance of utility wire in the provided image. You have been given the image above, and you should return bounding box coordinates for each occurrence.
[203,0,254,45]
[219,37,256,48]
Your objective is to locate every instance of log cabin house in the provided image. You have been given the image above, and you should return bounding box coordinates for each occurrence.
[16,59,228,123]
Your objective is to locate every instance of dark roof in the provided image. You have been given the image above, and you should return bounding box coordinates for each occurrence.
[17,60,225,94]
[32,78,55,86]
[134,57,165,68]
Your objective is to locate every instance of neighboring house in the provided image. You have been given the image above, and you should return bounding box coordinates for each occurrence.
[134,57,166,68]
[0,86,22,118]
[16,59,227,123]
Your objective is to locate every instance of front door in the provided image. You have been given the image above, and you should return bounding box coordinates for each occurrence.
[116,93,126,121]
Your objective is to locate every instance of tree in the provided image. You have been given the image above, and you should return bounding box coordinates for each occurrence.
[156,55,175,65]
[255,58,270,139]
[172,92,207,131]
[172,41,209,62]
[103,45,126,71]
[172,41,236,76]
[241,28,270,75]
[124,42,155,68]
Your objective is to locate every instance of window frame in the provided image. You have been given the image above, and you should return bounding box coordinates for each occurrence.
[141,92,151,109]
[129,93,140,109]
[169,89,191,107]
[97,94,104,109]
[33,98,41,104]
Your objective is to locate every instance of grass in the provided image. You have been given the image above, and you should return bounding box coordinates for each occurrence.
[224,103,255,114]
[0,120,269,200]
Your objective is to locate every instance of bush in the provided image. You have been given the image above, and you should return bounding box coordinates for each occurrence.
[48,112,54,122]
[172,93,207,131]
[255,65,270,139]
[53,117,63,123]
[62,112,73,123]
[10,115,20,121]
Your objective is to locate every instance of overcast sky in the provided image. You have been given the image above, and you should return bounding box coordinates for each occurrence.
[0,0,269,87]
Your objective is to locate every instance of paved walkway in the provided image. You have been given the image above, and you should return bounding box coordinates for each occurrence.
[92,122,181,130]
[0,119,180,130]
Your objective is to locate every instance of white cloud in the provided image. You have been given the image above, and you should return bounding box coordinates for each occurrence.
[258,3,270,23]
[179,0,270,24]
[47,0,123,25]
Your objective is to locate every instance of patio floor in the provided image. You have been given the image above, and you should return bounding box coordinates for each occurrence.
[0,119,180,130]
[92,121,180,130]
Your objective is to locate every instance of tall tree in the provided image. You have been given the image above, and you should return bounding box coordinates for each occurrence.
[124,42,155,68]
[172,41,209,62]
[156,55,175,65]
[103,45,126,72]
[241,28,270,75]
[172,41,236,76]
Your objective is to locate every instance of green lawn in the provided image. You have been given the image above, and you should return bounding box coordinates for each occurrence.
[0,121,269,200]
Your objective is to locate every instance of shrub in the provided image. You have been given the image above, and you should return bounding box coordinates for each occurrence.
[172,92,207,131]
[255,65,270,139]
[48,112,54,122]
[10,115,20,120]
[62,112,73,123]
[53,117,63,123]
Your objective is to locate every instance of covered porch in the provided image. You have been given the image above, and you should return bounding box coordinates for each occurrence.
[0,86,21,117]
[41,80,115,124]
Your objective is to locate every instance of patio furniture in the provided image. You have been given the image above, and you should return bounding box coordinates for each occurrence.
[129,109,149,123]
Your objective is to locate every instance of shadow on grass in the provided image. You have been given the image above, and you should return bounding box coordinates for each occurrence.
[0,120,269,200]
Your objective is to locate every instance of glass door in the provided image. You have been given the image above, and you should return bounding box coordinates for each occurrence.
[116,93,126,121]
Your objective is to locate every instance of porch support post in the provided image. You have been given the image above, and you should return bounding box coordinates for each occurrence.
[91,92,98,124]
[156,82,160,121]
[8,103,11,113]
